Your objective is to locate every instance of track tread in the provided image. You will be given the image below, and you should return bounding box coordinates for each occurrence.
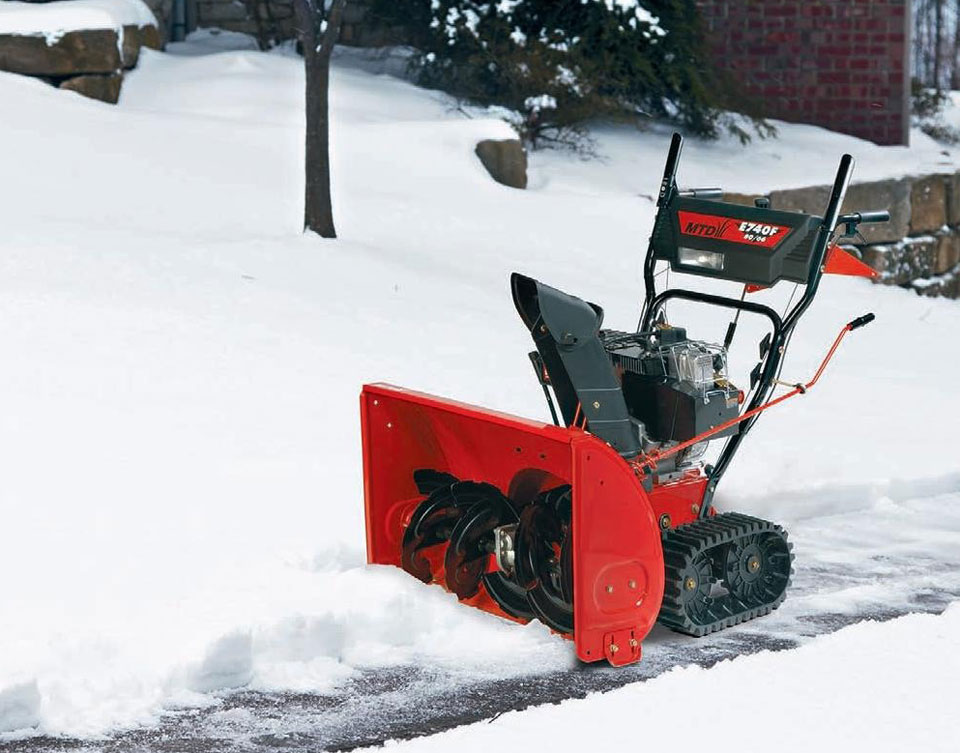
[657,512,794,637]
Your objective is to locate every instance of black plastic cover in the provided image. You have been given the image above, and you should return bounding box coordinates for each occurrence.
[651,196,823,286]
[512,273,641,458]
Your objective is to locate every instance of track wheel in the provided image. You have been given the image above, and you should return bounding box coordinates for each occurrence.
[443,486,533,619]
[515,486,574,634]
[723,532,791,607]
[400,477,465,582]
[677,553,717,628]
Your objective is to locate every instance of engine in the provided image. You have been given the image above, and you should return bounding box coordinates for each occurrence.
[601,326,742,456]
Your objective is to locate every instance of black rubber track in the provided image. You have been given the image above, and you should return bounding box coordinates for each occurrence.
[658,512,794,637]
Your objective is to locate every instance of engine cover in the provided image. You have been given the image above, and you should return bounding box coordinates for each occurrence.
[601,328,740,444]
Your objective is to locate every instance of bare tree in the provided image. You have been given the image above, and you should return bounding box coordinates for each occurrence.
[934,0,944,92]
[952,0,960,89]
[294,0,347,238]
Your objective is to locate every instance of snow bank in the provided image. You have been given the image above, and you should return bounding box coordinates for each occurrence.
[0,39,958,739]
[530,117,960,196]
[0,682,41,735]
[0,0,157,38]
[379,605,960,753]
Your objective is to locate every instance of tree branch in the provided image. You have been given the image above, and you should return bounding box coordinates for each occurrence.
[293,0,319,59]
[318,0,347,61]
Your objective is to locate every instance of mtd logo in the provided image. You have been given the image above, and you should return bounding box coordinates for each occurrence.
[677,211,789,248]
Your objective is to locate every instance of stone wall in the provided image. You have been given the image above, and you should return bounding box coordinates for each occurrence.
[0,24,162,104]
[194,0,292,42]
[726,173,960,299]
[188,0,393,47]
[697,0,911,146]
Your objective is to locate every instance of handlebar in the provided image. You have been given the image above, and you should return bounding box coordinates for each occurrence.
[841,210,890,224]
[836,210,890,237]
[822,154,854,231]
[678,187,723,200]
[848,312,876,331]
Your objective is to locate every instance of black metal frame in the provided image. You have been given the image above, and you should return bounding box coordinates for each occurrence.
[639,133,854,517]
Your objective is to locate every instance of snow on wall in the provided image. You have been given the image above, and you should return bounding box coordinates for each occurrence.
[0,0,157,38]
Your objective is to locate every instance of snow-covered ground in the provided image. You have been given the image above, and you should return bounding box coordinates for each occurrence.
[379,605,960,753]
[0,34,959,743]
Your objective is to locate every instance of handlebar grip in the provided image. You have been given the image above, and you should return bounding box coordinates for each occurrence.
[679,187,723,200]
[857,210,890,224]
[848,313,876,331]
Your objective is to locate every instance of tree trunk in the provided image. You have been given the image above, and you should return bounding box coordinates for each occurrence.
[914,0,926,85]
[296,0,346,239]
[952,0,960,90]
[934,0,944,93]
[304,49,336,237]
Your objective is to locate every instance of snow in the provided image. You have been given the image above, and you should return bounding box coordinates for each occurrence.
[0,31,959,741]
[378,605,960,753]
[530,118,960,197]
[592,0,666,36]
[0,0,156,43]
[524,93,557,112]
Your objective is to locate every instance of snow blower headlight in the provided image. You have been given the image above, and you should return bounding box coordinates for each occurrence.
[678,247,724,271]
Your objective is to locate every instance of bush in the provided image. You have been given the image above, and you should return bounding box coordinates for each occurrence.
[371,0,744,148]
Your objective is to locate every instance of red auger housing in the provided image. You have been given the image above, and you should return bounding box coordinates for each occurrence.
[360,133,885,666]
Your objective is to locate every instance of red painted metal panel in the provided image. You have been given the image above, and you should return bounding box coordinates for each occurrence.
[824,244,879,279]
[361,384,574,565]
[360,383,667,666]
[570,436,664,666]
[649,474,709,528]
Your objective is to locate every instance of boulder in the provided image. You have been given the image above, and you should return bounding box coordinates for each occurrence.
[59,72,124,105]
[475,139,527,190]
[122,26,141,69]
[139,24,163,50]
[945,172,960,227]
[909,174,949,234]
[118,25,161,66]
[935,233,960,275]
[141,0,173,43]
[0,29,122,76]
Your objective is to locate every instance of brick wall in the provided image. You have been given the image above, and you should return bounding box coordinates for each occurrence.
[697,0,911,146]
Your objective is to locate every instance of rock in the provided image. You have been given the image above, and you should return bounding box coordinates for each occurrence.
[196,0,250,23]
[945,172,960,227]
[935,233,960,275]
[0,29,122,76]
[140,24,163,50]
[769,178,910,244]
[141,0,173,42]
[913,273,960,298]
[909,174,949,234]
[475,139,527,190]
[59,72,124,104]
[860,236,938,285]
[121,26,141,69]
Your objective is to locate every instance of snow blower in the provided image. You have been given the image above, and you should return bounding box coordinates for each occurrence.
[360,133,886,666]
